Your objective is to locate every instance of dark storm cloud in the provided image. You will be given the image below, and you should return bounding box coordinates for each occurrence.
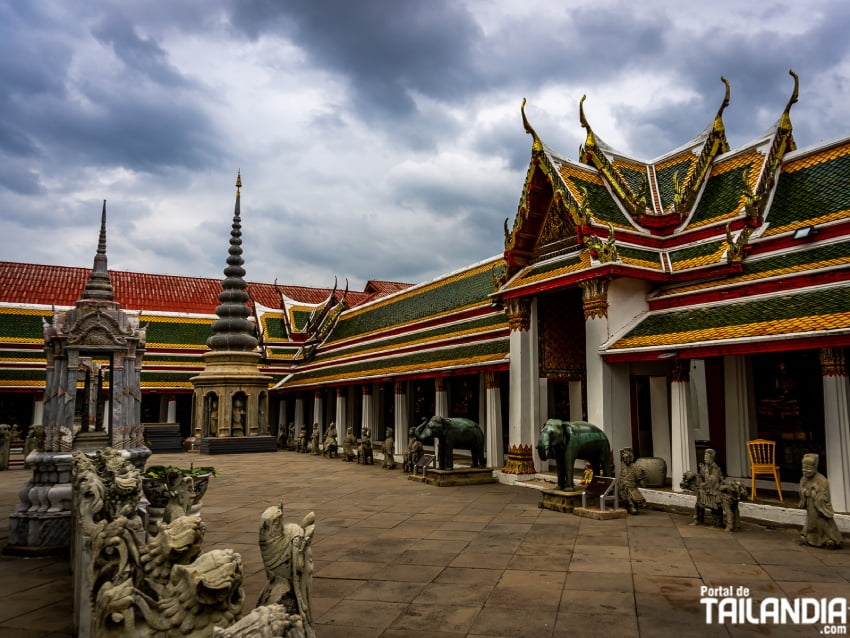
[0,1,222,189]
[229,0,483,119]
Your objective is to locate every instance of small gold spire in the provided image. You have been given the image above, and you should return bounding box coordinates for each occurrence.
[236,169,242,192]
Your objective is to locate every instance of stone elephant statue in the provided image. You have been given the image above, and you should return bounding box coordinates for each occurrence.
[536,420,612,491]
[414,416,485,470]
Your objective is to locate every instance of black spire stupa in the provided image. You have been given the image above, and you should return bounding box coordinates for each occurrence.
[207,171,258,351]
[78,200,116,306]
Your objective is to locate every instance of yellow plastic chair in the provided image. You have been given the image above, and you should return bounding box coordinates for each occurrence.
[746,439,783,502]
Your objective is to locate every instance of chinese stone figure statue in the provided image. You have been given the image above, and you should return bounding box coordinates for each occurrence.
[719,480,748,532]
[297,427,308,453]
[403,426,423,472]
[0,424,11,470]
[322,422,338,458]
[382,428,396,469]
[799,453,843,549]
[617,447,646,514]
[287,423,296,451]
[342,427,357,462]
[681,448,724,526]
[310,424,320,455]
[358,427,373,465]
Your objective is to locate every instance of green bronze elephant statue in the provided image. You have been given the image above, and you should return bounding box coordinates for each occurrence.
[537,420,612,491]
[414,416,485,470]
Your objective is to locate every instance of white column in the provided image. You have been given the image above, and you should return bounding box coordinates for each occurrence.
[724,355,756,477]
[433,377,449,462]
[360,385,373,437]
[32,395,44,426]
[334,387,346,435]
[278,398,286,437]
[485,371,503,468]
[670,362,693,492]
[649,375,672,480]
[312,389,324,437]
[166,395,177,423]
[394,382,408,456]
[822,348,850,512]
[505,298,540,474]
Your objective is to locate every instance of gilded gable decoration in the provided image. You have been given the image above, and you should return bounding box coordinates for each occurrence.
[820,347,847,377]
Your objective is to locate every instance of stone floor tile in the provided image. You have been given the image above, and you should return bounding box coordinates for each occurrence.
[389,603,481,634]
[553,611,640,637]
[471,605,557,638]
[315,599,407,630]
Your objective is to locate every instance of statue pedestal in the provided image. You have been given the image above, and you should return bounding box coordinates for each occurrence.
[409,467,497,487]
[199,436,277,454]
[539,489,585,513]
[573,506,628,520]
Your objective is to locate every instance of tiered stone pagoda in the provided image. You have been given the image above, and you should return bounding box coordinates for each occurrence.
[190,173,274,454]
[8,203,149,552]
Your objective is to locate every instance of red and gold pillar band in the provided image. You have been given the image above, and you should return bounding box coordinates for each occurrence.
[504,297,531,332]
[821,347,848,377]
[672,360,690,383]
[336,386,345,398]
[434,377,446,392]
[485,371,499,390]
[394,381,405,395]
[579,278,609,320]
[362,384,372,396]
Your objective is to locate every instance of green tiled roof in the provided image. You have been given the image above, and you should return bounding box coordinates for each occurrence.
[567,176,632,228]
[618,246,663,269]
[769,152,850,231]
[611,284,850,350]
[617,164,646,201]
[329,262,504,342]
[284,337,509,386]
[688,165,746,227]
[143,317,214,347]
[656,158,693,210]
[313,313,506,363]
[668,240,725,269]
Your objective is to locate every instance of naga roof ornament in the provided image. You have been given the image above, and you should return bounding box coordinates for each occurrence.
[668,77,731,217]
[744,70,799,227]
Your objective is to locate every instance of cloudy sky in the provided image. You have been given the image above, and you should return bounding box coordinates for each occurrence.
[3,1,850,291]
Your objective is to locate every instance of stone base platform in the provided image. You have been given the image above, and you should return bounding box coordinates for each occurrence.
[538,489,585,513]
[199,436,277,455]
[573,506,628,520]
[409,467,497,487]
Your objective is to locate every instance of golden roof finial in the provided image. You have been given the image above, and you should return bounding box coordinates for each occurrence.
[579,95,596,149]
[777,70,799,140]
[236,169,242,192]
[521,98,543,152]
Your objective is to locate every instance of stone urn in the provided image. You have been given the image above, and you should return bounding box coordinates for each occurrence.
[634,456,667,487]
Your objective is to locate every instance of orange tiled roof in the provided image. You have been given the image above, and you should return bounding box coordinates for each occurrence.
[0,261,389,314]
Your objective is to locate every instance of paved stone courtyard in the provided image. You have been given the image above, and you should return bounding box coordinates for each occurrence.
[1,450,849,637]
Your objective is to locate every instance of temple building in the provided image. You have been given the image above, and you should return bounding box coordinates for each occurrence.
[1,71,849,509]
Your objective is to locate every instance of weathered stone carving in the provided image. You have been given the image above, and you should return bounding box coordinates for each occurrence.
[357,427,373,465]
[617,447,646,514]
[403,426,423,473]
[310,424,320,455]
[0,424,11,470]
[296,427,308,453]
[24,424,45,456]
[681,448,724,526]
[535,420,612,491]
[719,480,747,532]
[799,453,843,548]
[341,427,357,462]
[73,448,316,637]
[382,428,396,469]
[256,505,316,637]
[415,416,486,470]
[322,422,338,458]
